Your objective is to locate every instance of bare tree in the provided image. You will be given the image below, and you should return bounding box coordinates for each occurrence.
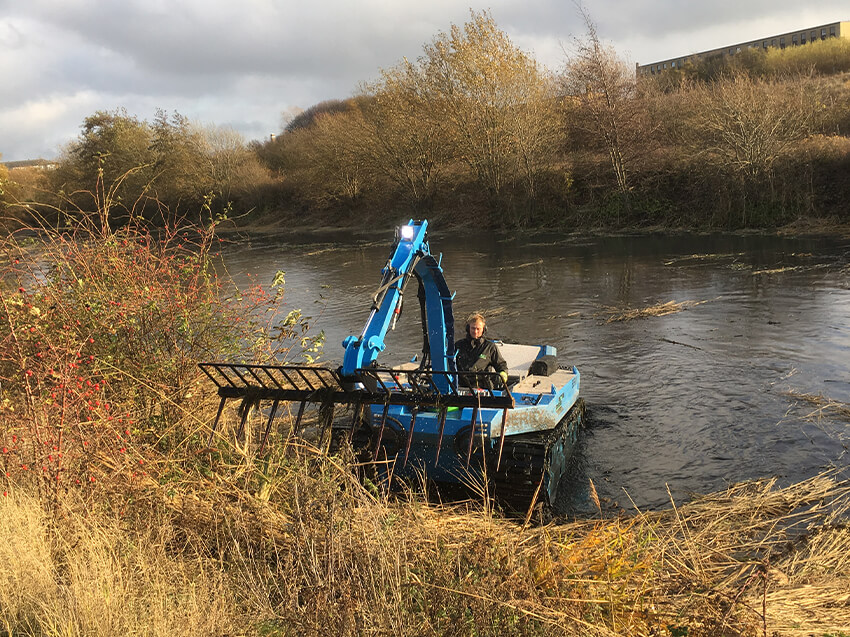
[359,61,449,212]
[190,124,256,204]
[562,6,655,214]
[307,107,372,206]
[676,73,816,183]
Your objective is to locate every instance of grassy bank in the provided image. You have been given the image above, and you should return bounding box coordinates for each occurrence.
[5,25,850,235]
[1,443,848,636]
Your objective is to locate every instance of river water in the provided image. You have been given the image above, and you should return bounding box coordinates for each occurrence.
[222,227,850,514]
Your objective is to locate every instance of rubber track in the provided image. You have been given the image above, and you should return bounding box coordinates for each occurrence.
[489,398,586,511]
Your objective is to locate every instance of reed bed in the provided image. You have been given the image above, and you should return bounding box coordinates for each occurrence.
[2,434,848,636]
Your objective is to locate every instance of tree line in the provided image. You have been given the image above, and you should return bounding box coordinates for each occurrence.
[3,10,850,230]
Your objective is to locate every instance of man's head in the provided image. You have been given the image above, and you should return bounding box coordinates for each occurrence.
[466,312,486,339]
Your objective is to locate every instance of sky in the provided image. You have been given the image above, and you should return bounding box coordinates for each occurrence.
[0,0,847,162]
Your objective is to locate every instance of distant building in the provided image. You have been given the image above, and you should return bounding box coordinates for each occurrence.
[637,20,849,76]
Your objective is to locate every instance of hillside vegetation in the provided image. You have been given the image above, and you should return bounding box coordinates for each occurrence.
[3,11,850,232]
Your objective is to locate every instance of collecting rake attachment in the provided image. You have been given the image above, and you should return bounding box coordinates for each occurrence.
[198,362,515,467]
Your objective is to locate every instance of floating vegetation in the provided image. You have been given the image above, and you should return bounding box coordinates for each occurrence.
[782,390,850,422]
[665,252,846,277]
[782,390,850,455]
[303,245,346,256]
[498,258,544,270]
[602,299,707,323]
[751,266,802,275]
[664,252,746,266]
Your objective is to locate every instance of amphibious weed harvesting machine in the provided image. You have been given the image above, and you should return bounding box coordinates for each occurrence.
[200,220,584,511]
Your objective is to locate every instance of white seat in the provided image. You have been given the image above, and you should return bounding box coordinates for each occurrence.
[495,342,543,379]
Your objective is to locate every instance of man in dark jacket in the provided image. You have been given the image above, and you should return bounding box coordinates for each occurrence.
[455,312,508,387]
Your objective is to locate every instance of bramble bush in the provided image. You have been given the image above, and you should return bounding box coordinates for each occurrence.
[0,183,317,503]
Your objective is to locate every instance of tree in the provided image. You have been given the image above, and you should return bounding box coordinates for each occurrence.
[52,109,257,220]
[53,109,155,214]
[676,73,815,183]
[148,109,211,207]
[360,62,449,212]
[561,7,655,214]
[307,106,373,207]
[420,10,561,209]
[285,100,351,132]
[190,123,257,204]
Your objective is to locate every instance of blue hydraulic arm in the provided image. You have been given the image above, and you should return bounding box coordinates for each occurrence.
[341,220,456,392]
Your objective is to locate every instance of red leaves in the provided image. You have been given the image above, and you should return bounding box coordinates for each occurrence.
[3,217,280,497]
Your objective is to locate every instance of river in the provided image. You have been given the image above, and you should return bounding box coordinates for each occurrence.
[221,226,850,514]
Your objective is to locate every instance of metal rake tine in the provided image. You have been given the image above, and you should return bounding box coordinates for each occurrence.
[348,400,363,442]
[259,399,280,454]
[320,400,335,453]
[402,408,418,468]
[434,407,448,464]
[465,406,479,469]
[293,400,307,432]
[208,396,227,446]
[236,397,253,442]
[496,407,509,472]
[373,399,391,462]
[283,400,308,452]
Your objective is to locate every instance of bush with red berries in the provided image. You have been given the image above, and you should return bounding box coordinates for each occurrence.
[0,201,313,501]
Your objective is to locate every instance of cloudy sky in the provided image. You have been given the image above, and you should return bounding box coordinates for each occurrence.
[1,0,847,161]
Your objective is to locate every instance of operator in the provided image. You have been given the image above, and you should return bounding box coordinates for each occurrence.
[455,312,509,387]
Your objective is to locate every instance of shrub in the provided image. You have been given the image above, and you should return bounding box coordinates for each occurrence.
[0,180,317,501]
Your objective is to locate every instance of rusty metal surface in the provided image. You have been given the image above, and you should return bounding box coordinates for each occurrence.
[490,370,580,438]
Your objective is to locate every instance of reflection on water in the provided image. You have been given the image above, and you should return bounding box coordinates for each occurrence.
[222,229,850,513]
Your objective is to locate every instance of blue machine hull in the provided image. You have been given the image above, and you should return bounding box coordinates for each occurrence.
[364,363,584,510]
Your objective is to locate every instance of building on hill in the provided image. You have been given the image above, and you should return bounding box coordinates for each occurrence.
[637,20,849,76]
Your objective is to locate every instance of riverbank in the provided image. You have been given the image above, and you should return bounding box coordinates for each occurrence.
[229,205,850,242]
[2,442,848,636]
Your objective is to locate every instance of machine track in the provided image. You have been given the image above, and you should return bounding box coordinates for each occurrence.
[327,399,586,514]
[488,398,586,512]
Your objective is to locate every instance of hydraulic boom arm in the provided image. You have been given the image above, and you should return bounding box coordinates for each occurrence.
[340,220,456,391]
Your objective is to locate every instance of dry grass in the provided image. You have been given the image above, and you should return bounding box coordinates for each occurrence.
[663,252,746,266]
[601,299,707,323]
[0,490,240,636]
[3,430,849,637]
[750,266,800,275]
